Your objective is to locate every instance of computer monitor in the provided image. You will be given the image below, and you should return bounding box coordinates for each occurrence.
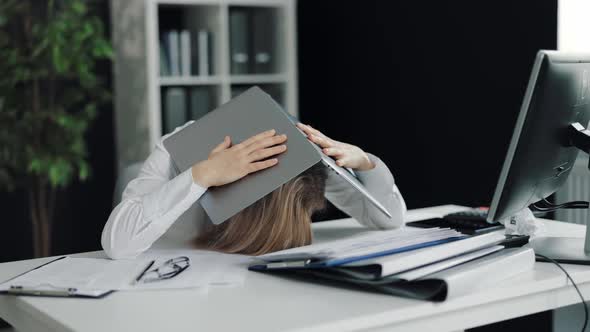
[487,50,590,264]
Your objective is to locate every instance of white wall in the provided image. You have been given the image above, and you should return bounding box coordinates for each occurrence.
[558,0,590,51]
[555,0,590,224]
[554,3,590,331]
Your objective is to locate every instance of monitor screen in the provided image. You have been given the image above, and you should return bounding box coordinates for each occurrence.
[488,51,590,222]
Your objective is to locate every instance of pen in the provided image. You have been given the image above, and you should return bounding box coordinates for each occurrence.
[133,259,155,285]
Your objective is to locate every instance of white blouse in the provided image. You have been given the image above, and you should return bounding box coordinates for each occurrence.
[101,123,407,259]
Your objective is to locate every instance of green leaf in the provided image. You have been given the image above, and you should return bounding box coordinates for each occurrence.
[71,1,87,15]
[48,165,62,187]
[79,68,97,89]
[84,103,97,120]
[55,113,70,128]
[52,45,67,73]
[70,138,84,155]
[81,21,94,39]
[78,160,90,181]
[28,158,42,174]
[92,39,113,58]
[48,159,73,187]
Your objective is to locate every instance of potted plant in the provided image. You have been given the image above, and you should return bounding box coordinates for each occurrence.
[0,0,112,257]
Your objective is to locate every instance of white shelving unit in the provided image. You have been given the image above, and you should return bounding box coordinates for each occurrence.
[111,0,298,172]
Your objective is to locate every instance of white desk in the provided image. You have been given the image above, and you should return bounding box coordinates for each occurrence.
[1,205,589,332]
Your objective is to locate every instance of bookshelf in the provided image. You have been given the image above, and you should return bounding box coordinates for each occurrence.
[111,0,298,171]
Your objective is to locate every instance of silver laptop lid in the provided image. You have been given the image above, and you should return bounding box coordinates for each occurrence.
[164,86,391,224]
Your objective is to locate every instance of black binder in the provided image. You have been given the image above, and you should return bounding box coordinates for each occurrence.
[250,247,534,302]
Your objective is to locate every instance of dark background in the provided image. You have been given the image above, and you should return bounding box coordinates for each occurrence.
[1,0,557,261]
[299,1,557,219]
[298,3,556,329]
[0,1,558,330]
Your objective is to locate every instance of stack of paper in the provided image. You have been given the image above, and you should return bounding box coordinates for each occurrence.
[250,227,535,301]
[257,227,469,267]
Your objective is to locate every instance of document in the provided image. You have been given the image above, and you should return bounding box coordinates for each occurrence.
[393,245,504,280]
[123,250,250,291]
[0,257,133,291]
[257,227,466,265]
[277,247,535,302]
[251,224,532,302]
[342,230,506,277]
[0,249,251,297]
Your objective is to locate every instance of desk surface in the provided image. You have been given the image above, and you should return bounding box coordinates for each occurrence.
[1,205,590,332]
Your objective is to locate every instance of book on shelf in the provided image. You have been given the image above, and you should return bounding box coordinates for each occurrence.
[230,8,279,74]
[164,30,181,76]
[180,30,191,76]
[159,39,170,76]
[163,87,187,133]
[252,9,276,74]
[229,9,250,74]
[161,29,213,78]
[197,30,212,76]
[189,87,211,121]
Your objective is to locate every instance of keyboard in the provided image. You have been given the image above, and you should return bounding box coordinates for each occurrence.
[407,209,504,235]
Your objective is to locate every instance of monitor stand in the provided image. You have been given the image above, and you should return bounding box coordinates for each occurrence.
[530,123,590,265]
[530,235,590,265]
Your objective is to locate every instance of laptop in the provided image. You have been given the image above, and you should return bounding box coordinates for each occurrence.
[163,86,392,224]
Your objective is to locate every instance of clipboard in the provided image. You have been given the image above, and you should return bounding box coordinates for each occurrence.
[0,257,114,299]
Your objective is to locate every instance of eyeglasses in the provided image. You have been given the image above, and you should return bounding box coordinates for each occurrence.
[136,256,190,284]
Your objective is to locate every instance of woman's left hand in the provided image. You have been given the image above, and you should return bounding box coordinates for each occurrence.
[296,123,375,171]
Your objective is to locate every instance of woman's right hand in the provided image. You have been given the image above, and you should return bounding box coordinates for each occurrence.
[191,129,287,188]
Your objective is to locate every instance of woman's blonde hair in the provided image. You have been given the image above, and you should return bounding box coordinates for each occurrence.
[195,163,327,255]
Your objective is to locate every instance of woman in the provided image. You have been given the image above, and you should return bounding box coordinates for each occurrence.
[101,123,406,259]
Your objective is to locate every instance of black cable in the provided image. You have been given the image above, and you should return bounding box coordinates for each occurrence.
[542,198,589,207]
[530,201,589,212]
[520,201,589,331]
[529,203,560,212]
[535,202,588,210]
[536,253,588,332]
[534,198,590,210]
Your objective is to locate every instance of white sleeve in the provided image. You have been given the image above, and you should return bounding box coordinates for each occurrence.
[101,132,207,260]
[324,153,407,229]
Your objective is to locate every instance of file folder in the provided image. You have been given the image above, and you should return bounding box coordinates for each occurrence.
[253,246,533,302]
[248,230,527,301]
